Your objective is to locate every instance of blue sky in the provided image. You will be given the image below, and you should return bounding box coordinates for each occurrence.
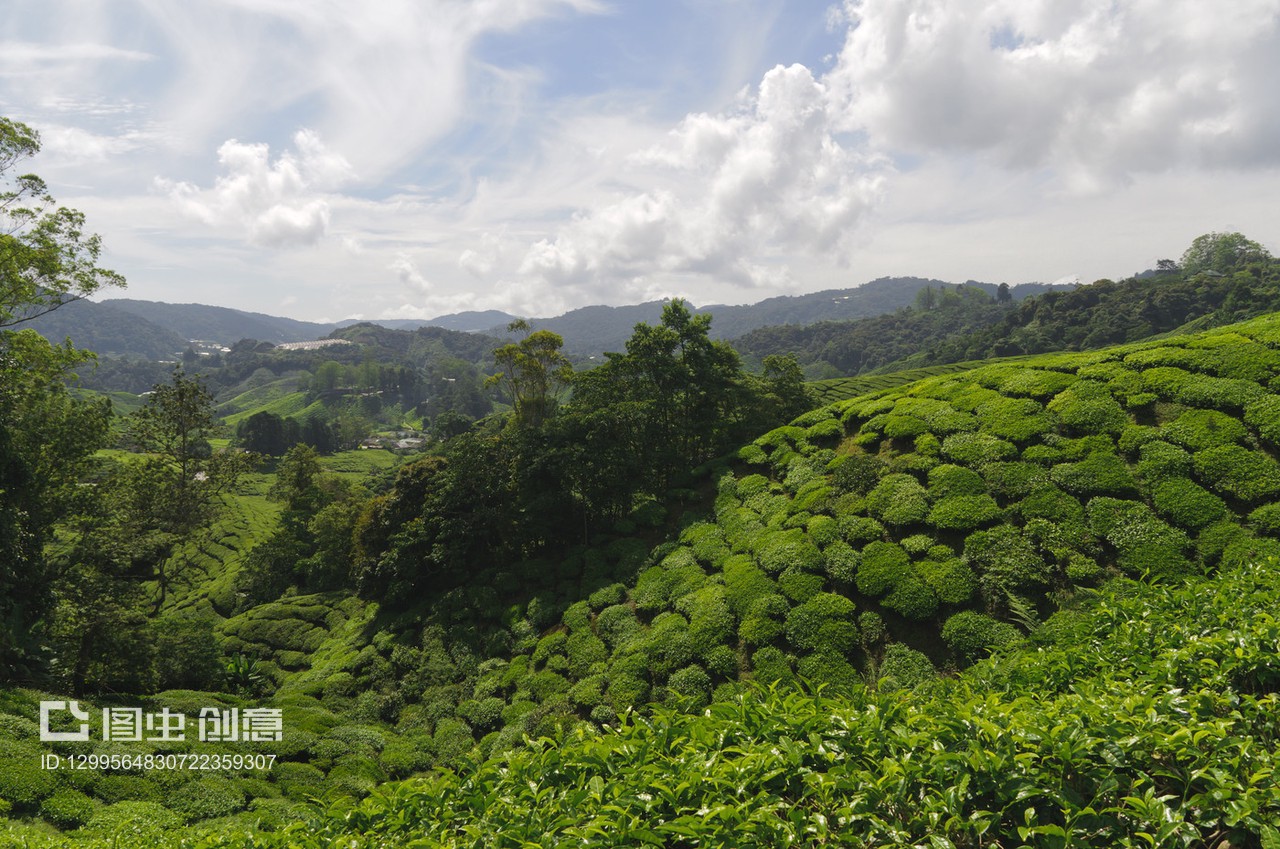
[3,0,1279,322]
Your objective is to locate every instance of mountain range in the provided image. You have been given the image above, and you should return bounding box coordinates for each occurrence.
[24,277,1059,360]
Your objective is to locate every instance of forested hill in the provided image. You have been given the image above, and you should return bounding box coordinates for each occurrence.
[736,247,1280,378]
[500,277,1056,356]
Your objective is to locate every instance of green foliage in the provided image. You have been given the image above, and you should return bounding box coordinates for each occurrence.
[927,494,1001,531]
[1136,440,1193,480]
[1151,477,1228,530]
[1046,380,1128,435]
[865,473,929,526]
[940,431,1017,466]
[941,611,1019,662]
[856,541,909,597]
[738,594,789,646]
[918,558,978,605]
[1050,449,1138,497]
[877,643,935,691]
[1194,444,1280,503]
[1163,408,1247,451]
[1243,394,1280,444]
[756,530,822,575]
[784,592,858,653]
[965,526,1049,593]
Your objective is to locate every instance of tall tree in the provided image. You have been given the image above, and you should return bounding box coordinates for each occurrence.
[486,319,571,429]
[0,117,123,680]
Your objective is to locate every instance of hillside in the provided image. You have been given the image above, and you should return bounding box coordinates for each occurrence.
[743,261,1280,380]
[18,297,188,359]
[103,299,336,346]
[492,277,1057,356]
[7,310,1280,846]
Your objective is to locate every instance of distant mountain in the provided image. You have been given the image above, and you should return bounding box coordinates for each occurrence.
[491,278,1052,355]
[20,298,189,360]
[335,310,517,334]
[104,299,336,345]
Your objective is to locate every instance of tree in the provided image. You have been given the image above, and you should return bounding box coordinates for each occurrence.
[125,368,256,607]
[486,319,571,429]
[1180,232,1272,276]
[996,283,1012,304]
[0,116,123,680]
[1,117,125,327]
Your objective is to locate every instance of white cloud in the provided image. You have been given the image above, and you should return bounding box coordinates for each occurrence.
[519,63,886,299]
[158,129,354,247]
[827,0,1280,184]
[390,252,431,294]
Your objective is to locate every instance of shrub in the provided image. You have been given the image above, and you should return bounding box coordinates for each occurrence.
[40,789,97,830]
[858,611,886,646]
[432,718,475,761]
[856,542,910,597]
[703,644,739,678]
[838,515,885,545]
[750,646,795,685]
[1150,477,1228,530]
[927,494,1001,531]
[531,632,567,667]
[171,775,247,821]
[878,644,934,691]
[587,583,627,611]
[686,594,735,655]
[882,570,938,620]
[927,464,988,498]
[977,396,1054,441]
[588,606,632,651]
[1085,498,1193,579]
[806,514,840,548]
[1117,424,1161,454]
[1163,408,1247,452]
[784,592,858,653]
[566,631,610,677]
[724,558,777,618]
[778,568,825,603]
[1194,445,1280,503]
[900,534,934,556]
[965,527,1049,592]
[561,600,592,632]
[1047,381,1128,435]
[568,675,606,710]
[1050,450,1138,497]
[665,665,712,711]
[0,758,56,807]
[1136,440,1193,481]
[866,473,930,526]
[757,531,823,575]
[830,453,887,495]
[1244,394,1280,445]
[606,675,649,712]
[981,461,1048,500]
[1017,484,1086,529]
[738,594,789,646]
[940,432,1018,466]
[941,611,1019,662]
[918,558,978,605]
[796,652,861,692]
[1248,503,1280,537]
[83,802,184,838]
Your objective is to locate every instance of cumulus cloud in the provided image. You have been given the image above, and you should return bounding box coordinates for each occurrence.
[391,252,431,293]
[827,0,1280,184]
[159,129,354,247]
[520,63,886,296]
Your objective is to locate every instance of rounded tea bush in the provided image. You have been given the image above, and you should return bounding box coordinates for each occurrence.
[928,494,1001,531]
[878,644,935,691]
[40,788,97,830]
[866,473,930,526]
[856,541,910,597]
[784,592,858,653]
[941,610,1019,662]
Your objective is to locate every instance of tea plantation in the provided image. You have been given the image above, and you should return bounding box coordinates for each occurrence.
[8,312,1280,845]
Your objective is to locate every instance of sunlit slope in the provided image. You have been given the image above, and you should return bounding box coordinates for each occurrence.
[476,312,1280,724]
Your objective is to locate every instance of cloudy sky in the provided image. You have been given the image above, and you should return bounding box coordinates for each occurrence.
[3,0,1279,322]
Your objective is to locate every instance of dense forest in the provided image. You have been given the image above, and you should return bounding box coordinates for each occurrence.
[5,112,1280,848]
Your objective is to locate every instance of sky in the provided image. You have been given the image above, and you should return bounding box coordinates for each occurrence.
[3,0,1279,322]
